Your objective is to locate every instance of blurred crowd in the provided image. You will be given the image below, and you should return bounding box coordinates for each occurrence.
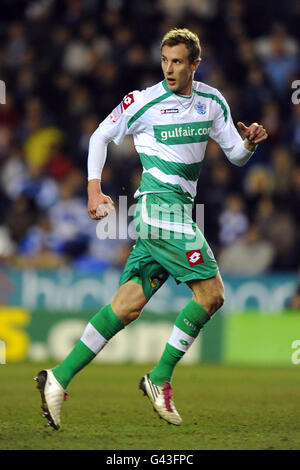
[0,0,299,275]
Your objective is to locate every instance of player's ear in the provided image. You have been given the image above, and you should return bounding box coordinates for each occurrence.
[193,58,201,71]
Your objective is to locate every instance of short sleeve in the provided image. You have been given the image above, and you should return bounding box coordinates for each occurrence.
[99,90,145,145]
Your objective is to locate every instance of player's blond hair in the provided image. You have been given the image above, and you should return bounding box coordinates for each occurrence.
[161,28,201,64]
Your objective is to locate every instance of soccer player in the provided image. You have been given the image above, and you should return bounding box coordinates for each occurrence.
[35,28,267,429]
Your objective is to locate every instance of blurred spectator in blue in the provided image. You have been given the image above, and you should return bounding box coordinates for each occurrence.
[17,212,66,269]
[255,23,299,97]
[219,194,249,247]
[21,163,60,210]
[219,224,275,275]
[48,170,92,259]
[0,144,30,201]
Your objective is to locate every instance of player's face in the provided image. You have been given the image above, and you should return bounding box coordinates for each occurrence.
[161,44,200,96]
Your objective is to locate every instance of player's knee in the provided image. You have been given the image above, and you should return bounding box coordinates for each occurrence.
[195,289,224,316]
[111,281,147,325]
[111,296,144,325]
[193,286,224,316]
[114,307,142,326]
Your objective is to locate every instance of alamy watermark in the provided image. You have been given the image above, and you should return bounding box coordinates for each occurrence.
[0,340,6,364]
[0,80,6,104]
[95,196,205,248]
[291,340,300,365]
[291,80,300,105]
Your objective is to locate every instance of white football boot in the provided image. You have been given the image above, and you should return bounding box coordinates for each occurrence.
[139,374,182,425]
[34,369,68,430]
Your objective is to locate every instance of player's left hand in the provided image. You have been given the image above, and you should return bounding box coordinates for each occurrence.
[237,121,268,151]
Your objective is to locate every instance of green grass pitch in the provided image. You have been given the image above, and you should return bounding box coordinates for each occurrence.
[0,362,299,450]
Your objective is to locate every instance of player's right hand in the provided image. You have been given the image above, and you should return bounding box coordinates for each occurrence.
[88,191,115,220]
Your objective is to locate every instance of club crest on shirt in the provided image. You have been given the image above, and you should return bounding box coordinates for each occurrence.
[195,101,206,115]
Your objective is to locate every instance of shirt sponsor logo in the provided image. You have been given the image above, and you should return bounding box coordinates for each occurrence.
[160,108,179,114]
[185,249,204,266]
[153,121,213,145]
[122,93,134,110]
[110,102,123,123]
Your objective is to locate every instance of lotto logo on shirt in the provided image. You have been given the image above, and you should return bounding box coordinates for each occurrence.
[122,93,134,110]
[185,249,204,266]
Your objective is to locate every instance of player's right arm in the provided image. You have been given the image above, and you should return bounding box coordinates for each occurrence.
[87,90,144,220]
[87,127,115,220]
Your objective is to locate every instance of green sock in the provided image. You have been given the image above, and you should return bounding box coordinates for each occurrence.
[149,300,210,385]
[52,304,124,389]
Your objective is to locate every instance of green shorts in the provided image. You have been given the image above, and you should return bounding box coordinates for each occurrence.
[119,192,219,301]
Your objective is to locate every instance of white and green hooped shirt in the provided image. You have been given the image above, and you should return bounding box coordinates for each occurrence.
[88,79,253,201]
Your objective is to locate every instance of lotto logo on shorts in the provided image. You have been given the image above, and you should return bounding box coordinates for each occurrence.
[122,93,134,110]
[185,249,204,266]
